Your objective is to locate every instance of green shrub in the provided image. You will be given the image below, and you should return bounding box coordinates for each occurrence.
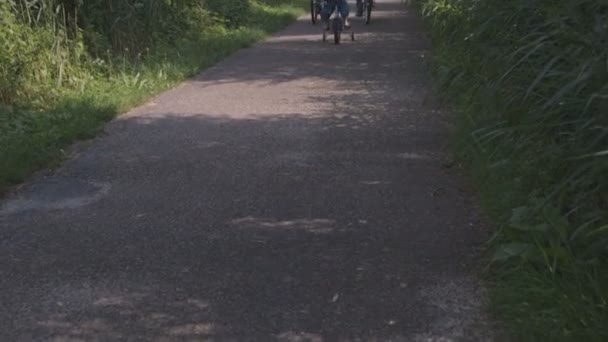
[78,0,214,55]
[0,1,87,105]
[204,0,252,27]
[0,4,33,104]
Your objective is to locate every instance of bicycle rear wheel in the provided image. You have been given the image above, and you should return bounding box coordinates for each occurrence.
[332,17,342,44]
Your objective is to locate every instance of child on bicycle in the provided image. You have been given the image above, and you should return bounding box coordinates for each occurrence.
[321,0,351,30]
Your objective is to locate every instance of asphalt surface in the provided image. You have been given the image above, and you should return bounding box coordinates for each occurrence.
[0,1,494,341]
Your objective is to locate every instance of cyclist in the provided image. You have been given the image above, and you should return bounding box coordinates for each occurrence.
[322,0,351,30]
[355,0,374,17]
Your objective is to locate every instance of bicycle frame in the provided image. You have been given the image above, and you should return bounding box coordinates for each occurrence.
[311,0,325,24]
[356,0,373,24]
[315,0,324,14]
[329,5,344,33]
[321,0,354,44]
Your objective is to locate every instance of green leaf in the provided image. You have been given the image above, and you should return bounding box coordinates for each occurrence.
[510,223,550,232]
[509,206,529,225]
[492,242,534,262]
[586,225,608,238]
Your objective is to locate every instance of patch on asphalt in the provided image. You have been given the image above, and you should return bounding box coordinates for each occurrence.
[229,217,336,235]
[0,177,110,215]
[412,275,495,342]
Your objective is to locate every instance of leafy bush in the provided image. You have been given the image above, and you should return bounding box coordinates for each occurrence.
[0,0,214,105]
[204,0,252,27]
[78,0,215,55]
[0,1,88,105]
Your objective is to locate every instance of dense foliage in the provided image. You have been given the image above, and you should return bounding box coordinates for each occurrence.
[0,0,257,105]
[415,0,608,339]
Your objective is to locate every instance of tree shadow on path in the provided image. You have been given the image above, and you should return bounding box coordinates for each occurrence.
[0,1,495,341]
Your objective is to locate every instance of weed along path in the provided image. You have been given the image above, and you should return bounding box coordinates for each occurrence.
[0,1,495,340]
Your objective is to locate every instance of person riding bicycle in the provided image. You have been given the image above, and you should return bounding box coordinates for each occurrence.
[321,0,351,31]
[355,0,368,17]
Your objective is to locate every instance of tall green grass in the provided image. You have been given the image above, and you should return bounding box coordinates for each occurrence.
[410,0,608,339]
[0,0,307,193]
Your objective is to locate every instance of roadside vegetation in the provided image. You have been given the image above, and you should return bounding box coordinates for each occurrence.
[411,0,608,340]
[0,0,306,193]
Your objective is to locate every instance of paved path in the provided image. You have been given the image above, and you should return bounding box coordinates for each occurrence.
[0,1,493,341]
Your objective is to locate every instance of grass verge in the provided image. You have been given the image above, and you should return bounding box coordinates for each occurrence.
[407,0,608,340]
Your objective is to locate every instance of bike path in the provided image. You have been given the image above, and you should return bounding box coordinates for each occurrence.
[0,1,495,340]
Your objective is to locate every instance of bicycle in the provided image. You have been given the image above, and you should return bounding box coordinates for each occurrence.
[356,0,373,24]
[322,2,355,44]
[310,0,324,24]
